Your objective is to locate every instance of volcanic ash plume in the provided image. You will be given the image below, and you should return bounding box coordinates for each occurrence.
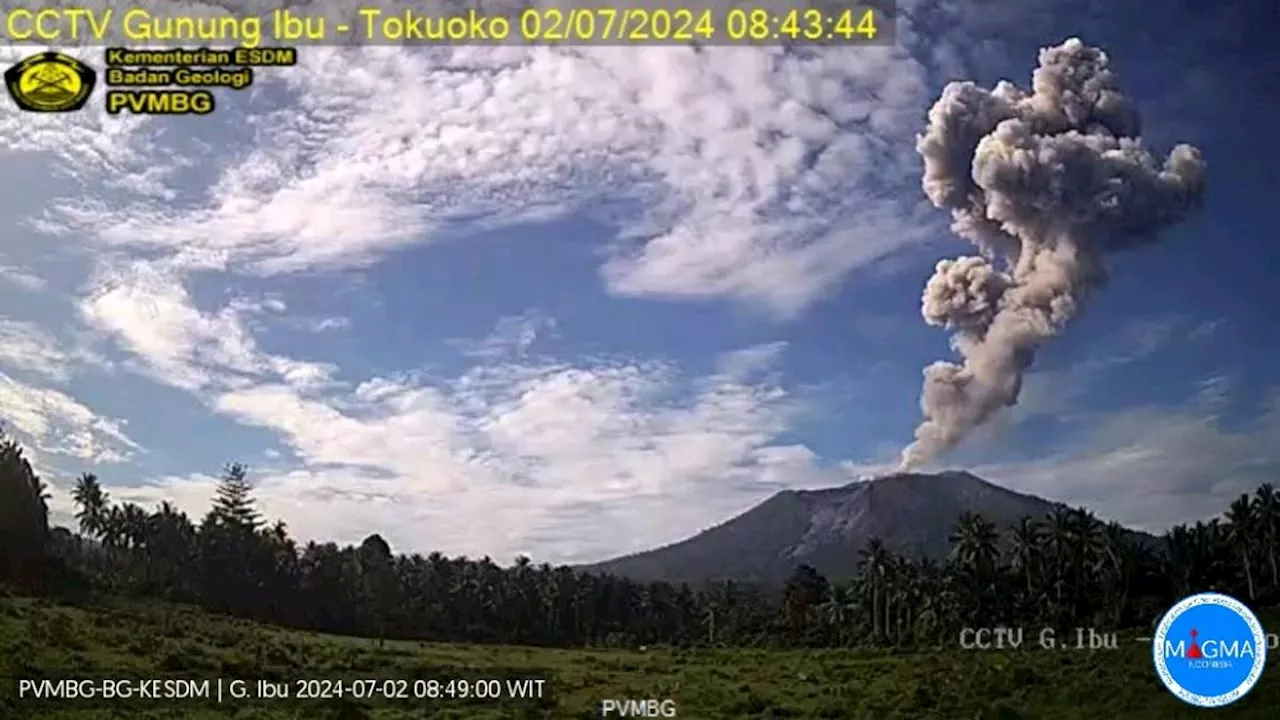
[899,38,1206,470]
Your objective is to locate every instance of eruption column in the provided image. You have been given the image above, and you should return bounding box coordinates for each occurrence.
[900,38,1206,470]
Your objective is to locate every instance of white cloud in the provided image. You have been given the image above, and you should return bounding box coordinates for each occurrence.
[79,262,339,393]
[715,341,788,377]
[973,387,1280,535]
[79,262,263,390]
[0,319,78,382]
[73,261,814,560]
[0,44,167,195]
[37,41,937,315]
[457,309,557,359]
[0,371,140,464]
[0,317,112,383]
[12,13,1251,566]
[0,316,133,478]
[5,28,960,565]
[1186,318,1225,341]
[0,265,46,291]
[116,348,813,560]
[293,316,351,333]
[39,39,891,560]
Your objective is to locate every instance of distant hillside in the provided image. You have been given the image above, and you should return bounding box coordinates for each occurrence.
[583,470,1151,585]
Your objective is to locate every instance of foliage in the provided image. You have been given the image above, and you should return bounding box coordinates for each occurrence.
[0,431,50,592]
[3,432,1280,717]
[27,448,1280,651]
[0,594,1277,718]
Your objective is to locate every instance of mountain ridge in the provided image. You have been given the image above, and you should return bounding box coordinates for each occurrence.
[582,470,1152,585]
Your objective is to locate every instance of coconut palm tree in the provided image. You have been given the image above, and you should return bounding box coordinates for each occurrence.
[818,583,859,645]
[1042,505,1076,623]
[0,434,49,589]
[37,413,1280,655]
[1064,508,1104,623]
[1253,483,1280,591]
[949,511,1000,621]
[857,538,890,640]
[71,473,109,540]
[1226,494,1258,600]
[1008,517,1041,585]
[1099,521,1137,625]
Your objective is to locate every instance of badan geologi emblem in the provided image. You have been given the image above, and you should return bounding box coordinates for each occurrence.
[5,51,96,112]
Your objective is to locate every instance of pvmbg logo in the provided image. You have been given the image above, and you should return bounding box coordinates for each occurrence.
[1153,592,1266,707]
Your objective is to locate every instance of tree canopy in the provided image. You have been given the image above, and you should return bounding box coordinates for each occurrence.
[4,431,1278,650]
[0,432,48,591]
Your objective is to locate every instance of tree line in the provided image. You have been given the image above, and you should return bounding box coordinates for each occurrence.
[2,429,1277,648]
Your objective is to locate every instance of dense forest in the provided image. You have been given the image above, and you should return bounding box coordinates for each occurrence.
[2,429,1277,648]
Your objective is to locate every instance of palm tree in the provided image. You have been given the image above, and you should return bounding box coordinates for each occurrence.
[951,512,999,574]
[949,512,999,621]
[1008,517,1041,595]
[0,434,49,589]
[1226,494,1257,600]
[71,473,109,540]
[883,555,902,643]
[818,583,858,645]
[1165,524,1195,597]
[146,502,196,599]
[858,538,890,640]
[1064,508,1104,623]
[1042,505,1075,623]
[888,554,920,644]
[1253,484,1280,591]
[1003,516,1043,622]
[44,426,1280,655]
[1100,521,1137,625]
[908,557,944,643]
[701,602,717,645]
[115,503,150,587]
[1189,520,1229,592]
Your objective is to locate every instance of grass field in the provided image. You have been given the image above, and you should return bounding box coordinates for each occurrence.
[2,594,1277,718]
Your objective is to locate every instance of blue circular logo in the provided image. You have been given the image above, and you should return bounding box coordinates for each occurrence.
[1153,593,1266,707]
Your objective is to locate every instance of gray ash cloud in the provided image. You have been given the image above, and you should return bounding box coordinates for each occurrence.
[901,38,1206,469]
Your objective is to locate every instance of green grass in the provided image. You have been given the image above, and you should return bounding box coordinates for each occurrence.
[2,595,1278,718]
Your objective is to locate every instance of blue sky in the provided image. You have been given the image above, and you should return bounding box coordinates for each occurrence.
[0,0,1276,564]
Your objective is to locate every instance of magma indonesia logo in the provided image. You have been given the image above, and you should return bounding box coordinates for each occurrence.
[1153,592,1267,707]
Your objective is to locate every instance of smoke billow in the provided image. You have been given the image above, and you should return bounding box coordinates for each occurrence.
[899,38,1206,470]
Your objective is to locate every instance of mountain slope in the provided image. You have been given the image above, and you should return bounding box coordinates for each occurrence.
[583,470,1121,585]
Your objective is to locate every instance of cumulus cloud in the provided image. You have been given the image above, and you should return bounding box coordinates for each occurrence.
[1,26,958,559]
[158,354,809,559]
[0,371,140,463]
[80,263,265,391]
[69,258,814,559]
[34,38,938,315]
[457,310,557,360]
[0,26,968,561]
[0,319,133,471]
[7,7,1243,562]
[0,319,81,382]
[0,44,166,195]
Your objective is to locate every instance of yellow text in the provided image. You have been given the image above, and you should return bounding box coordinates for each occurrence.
[5,9,111,42]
